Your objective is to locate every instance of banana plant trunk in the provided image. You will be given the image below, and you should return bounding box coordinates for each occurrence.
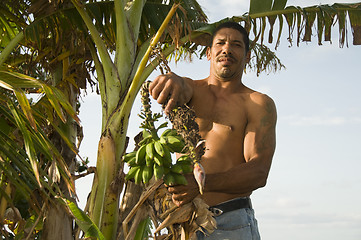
[42,65,79,240]
[74,1,180,238]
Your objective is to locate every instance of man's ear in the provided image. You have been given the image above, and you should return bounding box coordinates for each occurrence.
[245,50,251,64]
[206,47,211,60]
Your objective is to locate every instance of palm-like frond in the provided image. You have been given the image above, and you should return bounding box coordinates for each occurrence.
[246,1,361,48]
[0,1,28,49]
[0,72,79,237]
[188,1,361,74]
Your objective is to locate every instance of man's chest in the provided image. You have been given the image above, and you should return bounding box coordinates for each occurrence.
[190,90,248,134]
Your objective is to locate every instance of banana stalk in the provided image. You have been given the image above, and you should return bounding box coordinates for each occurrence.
[88,134,119,240]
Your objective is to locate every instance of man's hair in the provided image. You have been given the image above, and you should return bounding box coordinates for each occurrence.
[211,21,250,53]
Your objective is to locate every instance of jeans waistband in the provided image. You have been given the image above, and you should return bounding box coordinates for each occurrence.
[209,197,252,216]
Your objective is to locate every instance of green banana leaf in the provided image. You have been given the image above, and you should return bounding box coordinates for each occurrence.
[64,199,105,240]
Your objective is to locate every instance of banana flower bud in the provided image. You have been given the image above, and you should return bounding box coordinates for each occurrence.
[193,162,205,194]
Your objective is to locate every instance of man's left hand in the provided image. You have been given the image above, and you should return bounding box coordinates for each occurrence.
[166,174,200,207]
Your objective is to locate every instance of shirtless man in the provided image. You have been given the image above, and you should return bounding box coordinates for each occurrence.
[149,22,277,239]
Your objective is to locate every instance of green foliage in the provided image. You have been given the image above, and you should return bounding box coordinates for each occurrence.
[134,217,152,240]
[64,199,105,240]
[0,72,77,238]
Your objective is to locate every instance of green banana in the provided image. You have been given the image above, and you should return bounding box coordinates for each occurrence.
[163,145,172,162]
[135,144,146,165]
[173,173,188,185]
[162,155,172,168]
[176,155,192,163]
[122,151,136,162]
[170,163,184,174]
[163,135,185,153]
[142,165,153,184]
[134,166,143,184]
[161,129,177,137]
[178,161,193,174]
[126,157,137,167]
[153,152,163,166]
[163,173,176,186]
[146,141,155,160]
[138,134,152,146]
[125,166,140,181]
[154,140,165,157]
[176,155,193,173]
[145,153,154,167]
[153,164,164,180]
[159,136,167,145]
[163,166,170,175]
[162,148,173,168]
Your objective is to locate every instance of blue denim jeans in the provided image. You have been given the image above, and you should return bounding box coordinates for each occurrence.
[196,207,261,240]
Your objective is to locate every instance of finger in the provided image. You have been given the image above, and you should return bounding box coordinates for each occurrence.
[172,193,189,206]
[164,98,176,114]
[172,192,187,201]
[149,79,165,101]
[167,186,176,193]
[167,185,183,194]
[156,83,172,105]
[164,86,181,113]
[172,199,182,207]
[149,79,157,96]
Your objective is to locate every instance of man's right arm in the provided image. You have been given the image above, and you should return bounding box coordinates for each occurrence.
[149,72,193,114]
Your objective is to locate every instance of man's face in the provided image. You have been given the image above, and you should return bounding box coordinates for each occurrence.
[207,28,249,80]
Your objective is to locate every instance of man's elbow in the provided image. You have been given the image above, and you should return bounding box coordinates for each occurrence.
[255,168,269,189]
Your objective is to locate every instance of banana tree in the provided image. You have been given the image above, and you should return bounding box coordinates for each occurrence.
[0,0,209,238]
[1,0,361,239]
[68,1,210,238]
[0,0,103,238]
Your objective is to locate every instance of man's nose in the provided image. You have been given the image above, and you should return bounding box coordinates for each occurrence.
[221,42,232,55]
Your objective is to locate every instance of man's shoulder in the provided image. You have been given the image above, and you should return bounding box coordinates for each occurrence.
[249,91,275,105]
[189,78,209,92]
[246,90,277,119]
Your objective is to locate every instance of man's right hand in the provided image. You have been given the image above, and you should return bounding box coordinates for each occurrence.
[149,72,193,114]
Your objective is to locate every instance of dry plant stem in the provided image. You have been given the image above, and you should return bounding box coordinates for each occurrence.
[73,167,96,180]
[147,205,160,232]
[168,105,204,161]
[124,205,148,240]
[122,179,163,237]
[154,203,193,234]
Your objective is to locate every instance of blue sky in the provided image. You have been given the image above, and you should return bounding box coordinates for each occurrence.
[77,1,361,239]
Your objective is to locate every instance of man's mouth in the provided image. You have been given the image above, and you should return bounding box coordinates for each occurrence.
[217,56,235,64]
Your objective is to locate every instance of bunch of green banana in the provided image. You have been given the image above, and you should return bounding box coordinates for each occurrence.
[123,129,193,185]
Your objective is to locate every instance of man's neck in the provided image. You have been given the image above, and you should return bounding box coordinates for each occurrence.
[207,75,245,94]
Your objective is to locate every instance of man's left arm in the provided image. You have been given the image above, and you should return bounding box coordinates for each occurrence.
[203,94,277,194]
[168,94,277,204]
[242,94,277,189]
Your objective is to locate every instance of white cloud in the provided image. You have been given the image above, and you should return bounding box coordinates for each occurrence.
[281,114,361,126]
[261,209,361,228]
[197,0,249,22]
